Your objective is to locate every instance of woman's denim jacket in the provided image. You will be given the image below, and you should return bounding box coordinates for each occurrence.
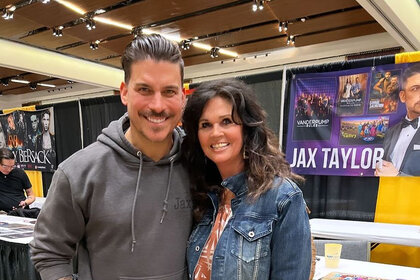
[187,172,311,280]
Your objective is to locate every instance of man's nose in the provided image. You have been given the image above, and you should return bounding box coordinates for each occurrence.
[148,93,164,112]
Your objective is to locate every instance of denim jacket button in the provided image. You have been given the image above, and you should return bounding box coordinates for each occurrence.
[195,246,200,251]
[248,231,255,238]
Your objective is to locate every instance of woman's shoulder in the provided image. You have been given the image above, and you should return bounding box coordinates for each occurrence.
[266,176,304,204]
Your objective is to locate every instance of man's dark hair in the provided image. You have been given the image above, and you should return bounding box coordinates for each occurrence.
[0,148,15,161]
[402,63,420,90]
[41,110,50,118]
[121,34,184,84]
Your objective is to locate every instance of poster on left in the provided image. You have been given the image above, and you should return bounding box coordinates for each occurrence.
[0,107,56,171]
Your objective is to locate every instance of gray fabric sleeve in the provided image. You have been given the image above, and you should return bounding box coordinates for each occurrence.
[29,168,86,279]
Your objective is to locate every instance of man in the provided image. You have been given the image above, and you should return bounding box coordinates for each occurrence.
[36,110,55,151]
[30,34,192,280]
[0,148,35,212]
[376,63,420,176]
[27,114,41,150]
[373,71,391,96]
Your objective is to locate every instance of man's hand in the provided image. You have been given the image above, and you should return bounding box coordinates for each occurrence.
[375,160,399,176]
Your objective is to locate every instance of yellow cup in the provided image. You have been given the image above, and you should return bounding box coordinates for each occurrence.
[324,243,342,268]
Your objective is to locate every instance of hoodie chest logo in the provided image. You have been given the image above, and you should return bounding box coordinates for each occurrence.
[174,197,192,209]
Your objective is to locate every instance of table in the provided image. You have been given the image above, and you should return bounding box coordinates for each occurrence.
[310,218,420,247]
[314,256,420,280]
[31,197,46,210]
[0,215,40,280]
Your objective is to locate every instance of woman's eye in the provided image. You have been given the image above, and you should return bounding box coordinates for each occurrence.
[222,118,232,125]
[200,122,210,129]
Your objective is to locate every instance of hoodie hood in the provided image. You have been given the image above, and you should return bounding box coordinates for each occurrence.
[97,112,184,251]
[97,112,183,165]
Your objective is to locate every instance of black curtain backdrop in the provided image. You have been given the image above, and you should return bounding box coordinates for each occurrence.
[38,101,82,196]
[80,95,126,147]
[239,71,283,136]
[39,95,126,194]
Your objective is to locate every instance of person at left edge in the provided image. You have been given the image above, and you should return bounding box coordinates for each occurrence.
[30,34,192,280]
[0,148,35,212]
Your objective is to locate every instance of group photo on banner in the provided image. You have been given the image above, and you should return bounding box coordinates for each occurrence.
[0,107,56,171]
[286,62,420,177]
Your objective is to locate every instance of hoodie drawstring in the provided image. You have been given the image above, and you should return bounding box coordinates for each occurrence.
[160,158,174,223]
[131,151,143,253]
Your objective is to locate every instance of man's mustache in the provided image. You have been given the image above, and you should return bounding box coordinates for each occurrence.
[142,111,170,118]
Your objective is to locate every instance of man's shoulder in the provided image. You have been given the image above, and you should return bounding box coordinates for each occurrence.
[59,141,110,169]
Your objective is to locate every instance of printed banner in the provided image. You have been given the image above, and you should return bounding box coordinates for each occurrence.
[286,62,420,176]
[0,108,56,171]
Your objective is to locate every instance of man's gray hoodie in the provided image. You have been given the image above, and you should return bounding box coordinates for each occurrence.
[30,113,193,280]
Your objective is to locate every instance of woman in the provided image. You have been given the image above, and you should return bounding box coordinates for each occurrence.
[182,79,312,280]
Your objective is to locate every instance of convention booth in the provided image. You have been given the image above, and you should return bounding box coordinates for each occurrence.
[0,51,419,280]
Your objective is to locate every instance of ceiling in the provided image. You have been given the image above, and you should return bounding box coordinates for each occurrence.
[0,0,411,97]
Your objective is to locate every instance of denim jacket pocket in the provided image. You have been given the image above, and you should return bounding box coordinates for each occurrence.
[230,217,273,263]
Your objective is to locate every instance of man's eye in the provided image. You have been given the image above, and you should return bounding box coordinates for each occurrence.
[137,87,150,93]
[163,90,177,96]
[410,86,419,92]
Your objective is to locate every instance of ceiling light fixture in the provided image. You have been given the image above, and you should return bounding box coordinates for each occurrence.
[252,0,265,12]
[278,22,282,32]
[10,78,30,84]
[252,0,258,12]
[37,83,56,88]
[283,22,288,31]
[1,9,14,20]
[29,83,37,90]
[89,40,100,50]
[1,79,9,86]
[41,0,51,3]
[52,26,63,37]
[132,26,143,38]
[210,47,220,58]
[180,40,191,50]
[86,19,96,30]
[287,35,295,46]
[94,9,106,15]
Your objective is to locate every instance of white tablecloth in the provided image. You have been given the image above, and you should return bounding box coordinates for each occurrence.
[314,256,420,280]
[310,218,420,247]
[0,215,35,244]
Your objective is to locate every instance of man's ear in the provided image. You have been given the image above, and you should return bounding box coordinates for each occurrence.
[120,82,128,105]
[399,90,406,104]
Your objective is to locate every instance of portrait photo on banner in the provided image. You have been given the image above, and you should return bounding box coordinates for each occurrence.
[286,61,420,177]
[0,107,56,171]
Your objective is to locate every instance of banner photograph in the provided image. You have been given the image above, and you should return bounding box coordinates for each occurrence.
[286,62,420,177]
[0,108,56,171]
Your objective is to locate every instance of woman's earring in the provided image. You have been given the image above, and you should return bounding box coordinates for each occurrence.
[242,149,249,159]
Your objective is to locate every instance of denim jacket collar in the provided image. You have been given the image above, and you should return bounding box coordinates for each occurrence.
[220,172,248,198]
